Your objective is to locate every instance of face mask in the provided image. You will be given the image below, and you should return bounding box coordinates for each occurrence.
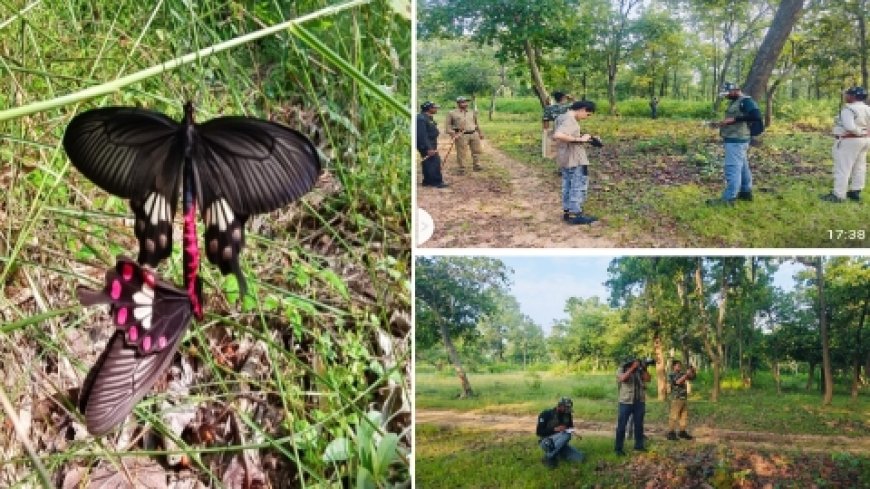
[726,94,740,100]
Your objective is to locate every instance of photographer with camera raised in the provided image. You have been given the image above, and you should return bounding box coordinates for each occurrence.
[536,397,584,469]
[614,358,652,456]
[666,360,697,441]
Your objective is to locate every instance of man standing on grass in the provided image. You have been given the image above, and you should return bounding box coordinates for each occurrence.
[416,101,448,188]
[821,86,870,203]
[615,359,651,456]
[707,82,762,207]
[446,96,484,173]
[553,100,599,225]
[650,97,659,119]
[666,360,696,441]
[536,397,584,469]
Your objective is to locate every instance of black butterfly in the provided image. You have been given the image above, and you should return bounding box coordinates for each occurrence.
[77,257,194,436]
[63,102,322,295]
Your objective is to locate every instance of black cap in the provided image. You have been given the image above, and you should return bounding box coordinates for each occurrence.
[719,82,740,95]
[456,96,469,102]
[569,100,596,112]
[845,86,868,99]
[557,397,573,410]
[552,91,566,102]
[421,101,440,111]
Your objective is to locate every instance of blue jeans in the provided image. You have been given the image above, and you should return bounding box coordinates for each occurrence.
[615,402,645,451]
[542,441,584,465]
[561,165,588,213]
[722,142,752,200]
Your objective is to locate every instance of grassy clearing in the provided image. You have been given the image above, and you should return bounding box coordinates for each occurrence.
[416,371,870,437]
[0,1,409,487]
[479,106,869,247]
[416,424,870,489]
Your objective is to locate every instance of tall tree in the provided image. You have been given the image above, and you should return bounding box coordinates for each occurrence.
[796,257,833,405]
[415,256,510,398]
[742,0,805,109]
[419,0,579,108]
[602,0,642,114]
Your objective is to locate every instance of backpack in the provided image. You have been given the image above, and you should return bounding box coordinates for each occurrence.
[739,97,765,136]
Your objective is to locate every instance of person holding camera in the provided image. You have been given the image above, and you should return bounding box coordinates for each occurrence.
[553,100,600,225]
[536,397,584,468]
[666,360,696,441]
[615,358,652,456]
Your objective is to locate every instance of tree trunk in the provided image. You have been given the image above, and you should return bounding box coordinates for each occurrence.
[742,0,804,105]
[654,332,667,401]
[524,40,548,109]
[859,0,868,89]
[852,294,868,398]
[806,361,815,391]
[694,258,723,402]
[439,319,474,398]
[815,259,833,405]
[774,360,782,394]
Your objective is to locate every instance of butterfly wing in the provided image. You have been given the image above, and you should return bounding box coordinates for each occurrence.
[63,107,184,267]
[192,117,321,291]
[77,257,193,436]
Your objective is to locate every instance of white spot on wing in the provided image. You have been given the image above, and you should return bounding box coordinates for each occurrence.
[133,283,154,305]
[141,315,152,331]
[134,305,152,320]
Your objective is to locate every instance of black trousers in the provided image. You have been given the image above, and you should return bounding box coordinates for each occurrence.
[421,153,443,185]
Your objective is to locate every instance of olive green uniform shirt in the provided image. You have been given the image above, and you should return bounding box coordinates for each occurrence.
[446,108,479,133]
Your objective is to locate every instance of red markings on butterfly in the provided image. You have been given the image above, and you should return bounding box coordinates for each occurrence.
[110,280,122,300]
[116,307,127,325]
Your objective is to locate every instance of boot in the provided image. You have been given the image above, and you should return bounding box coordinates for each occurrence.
[820,193,845,203]
[705,198,735,207]
[847,190,861,202]
[678,430,694,440]
[666,431,678,441]
[737,190,753,201]
[562,210,570,222]
[567,213,598,225]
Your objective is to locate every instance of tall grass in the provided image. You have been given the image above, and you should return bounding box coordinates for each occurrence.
[0,0,410,486]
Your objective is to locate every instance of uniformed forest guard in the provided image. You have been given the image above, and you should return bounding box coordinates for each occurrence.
[822,86,870,203]
[536,397,584,468]
[416,101,448,188]
[708,82,762,206]
[666,360,696,441]
[446,96,484,173]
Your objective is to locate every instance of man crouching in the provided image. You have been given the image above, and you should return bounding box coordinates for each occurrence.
[536,397,584,468]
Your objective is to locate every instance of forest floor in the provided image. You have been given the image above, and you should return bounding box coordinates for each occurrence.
[416,408,870,454]
[416,408,870,488]
[416,116,870,248]
[416,137,617,248]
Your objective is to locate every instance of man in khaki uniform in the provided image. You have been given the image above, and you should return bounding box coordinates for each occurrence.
[666,360,696,441]
[446,96,484,173]
[822,86,870,203]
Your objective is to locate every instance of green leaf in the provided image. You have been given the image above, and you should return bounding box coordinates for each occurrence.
[322,437,351,462]
[372,433,399,478]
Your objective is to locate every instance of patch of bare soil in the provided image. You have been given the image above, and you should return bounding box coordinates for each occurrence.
[416,409,870,455]
[417,136,616,248]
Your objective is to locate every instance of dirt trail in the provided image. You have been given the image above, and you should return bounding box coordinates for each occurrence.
[417,136,616,248]
[417,409,870,455]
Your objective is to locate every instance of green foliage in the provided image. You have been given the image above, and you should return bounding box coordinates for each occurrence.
[0,0,410,486]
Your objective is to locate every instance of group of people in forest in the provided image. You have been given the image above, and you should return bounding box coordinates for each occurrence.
[416,83,868,224]
[535,359,696,469]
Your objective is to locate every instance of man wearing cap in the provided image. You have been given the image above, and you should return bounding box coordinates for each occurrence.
[553,100,599,225]
[536,397,584,468]
[446,96,484,173]
[416,101,448,188]
[822,86,870,202]
[708,82,762,206]
[615,359,651,456]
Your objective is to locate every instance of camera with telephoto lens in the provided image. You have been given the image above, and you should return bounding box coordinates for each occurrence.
[590,136,603,148]
[623,357,656,369]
